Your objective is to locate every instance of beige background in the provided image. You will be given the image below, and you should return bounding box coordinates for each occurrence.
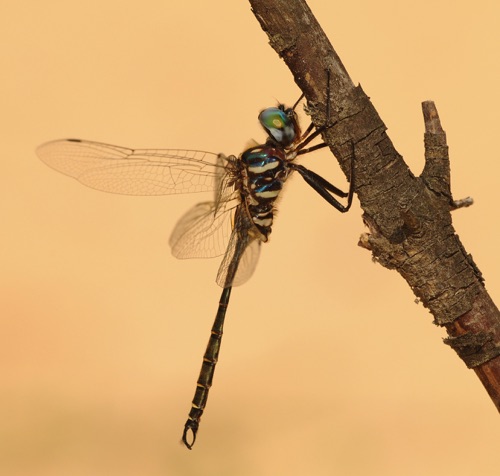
[2,1,499,475]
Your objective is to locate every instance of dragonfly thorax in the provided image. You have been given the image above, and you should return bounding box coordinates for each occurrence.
[240,144,290,241]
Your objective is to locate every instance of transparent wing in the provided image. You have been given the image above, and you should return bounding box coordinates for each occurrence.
[169,153,240,259]
[169,200,238,259]
[226,239,261,287]
[37,139,259,278]
[216,208,262,288]
[36,139,226,195]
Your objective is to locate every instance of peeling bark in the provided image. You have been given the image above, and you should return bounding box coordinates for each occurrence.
[249,0,500,410]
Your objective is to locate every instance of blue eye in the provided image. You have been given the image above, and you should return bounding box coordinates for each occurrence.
[259,107,289,129]
[258,107,297,147]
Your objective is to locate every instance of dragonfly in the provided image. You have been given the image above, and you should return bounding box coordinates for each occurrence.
[36,91,355,449]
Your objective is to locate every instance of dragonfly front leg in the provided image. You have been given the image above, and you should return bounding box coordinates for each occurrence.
[294,68,337,156]
[182,286,232,449]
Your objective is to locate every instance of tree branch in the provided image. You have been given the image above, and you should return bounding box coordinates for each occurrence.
[249,0,500,410]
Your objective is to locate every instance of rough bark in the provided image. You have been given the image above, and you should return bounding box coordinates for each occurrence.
[249,0,500,410]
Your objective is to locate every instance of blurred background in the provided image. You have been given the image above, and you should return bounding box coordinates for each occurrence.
[2,1,499,474]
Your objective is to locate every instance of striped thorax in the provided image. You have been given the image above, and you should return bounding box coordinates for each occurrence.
[240,144,290,241]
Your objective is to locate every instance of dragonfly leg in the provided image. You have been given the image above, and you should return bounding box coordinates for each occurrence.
[294,68,338,155]
[292,140,355,213]
[182,286,232,449]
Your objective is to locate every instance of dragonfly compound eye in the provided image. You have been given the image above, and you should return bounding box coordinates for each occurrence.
[258,107,296,147]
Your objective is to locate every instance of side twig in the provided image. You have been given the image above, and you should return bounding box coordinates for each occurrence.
[249,0,500,410]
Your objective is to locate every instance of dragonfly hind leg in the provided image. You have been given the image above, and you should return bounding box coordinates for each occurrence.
[292,140,355,213]
[291,69,356,212]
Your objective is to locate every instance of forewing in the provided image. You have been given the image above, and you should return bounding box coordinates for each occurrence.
[36,139,225,195]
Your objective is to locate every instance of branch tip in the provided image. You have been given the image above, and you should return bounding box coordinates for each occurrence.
[422,100,444,134]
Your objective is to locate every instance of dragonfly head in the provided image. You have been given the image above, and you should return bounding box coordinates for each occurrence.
[258,105,300,148]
